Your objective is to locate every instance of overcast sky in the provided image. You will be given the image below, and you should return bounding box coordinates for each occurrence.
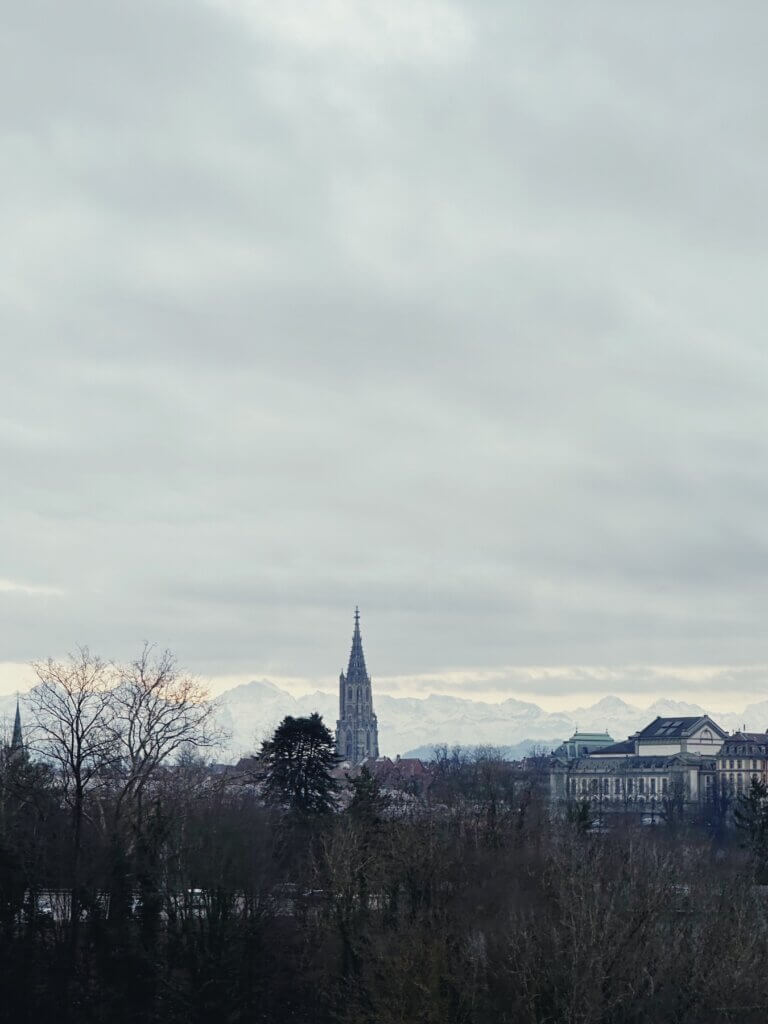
[3,1,768,709]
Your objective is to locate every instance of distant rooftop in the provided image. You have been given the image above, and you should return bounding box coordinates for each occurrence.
[635,716,726,740]
[592,739,635,756]
[568,731,614,741]
[571,753,717,770]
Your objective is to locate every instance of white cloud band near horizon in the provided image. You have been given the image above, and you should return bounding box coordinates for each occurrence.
[0,579,64,598]
[4,660,761,716]
[206,664,768,714]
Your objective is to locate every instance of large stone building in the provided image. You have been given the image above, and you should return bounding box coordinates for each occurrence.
[716,730,768,796]
[336,608,379,765]
[550,715,728,810]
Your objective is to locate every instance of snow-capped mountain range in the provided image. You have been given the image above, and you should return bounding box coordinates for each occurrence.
[4,683,768,761]
[211,681,768,760]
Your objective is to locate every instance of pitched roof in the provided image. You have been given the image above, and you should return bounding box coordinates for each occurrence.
[726,731,768,744]
[635,715,727,740]
[590,739,635,755]
[392,757,429,776]
[569,753,716,771]
[568,732,614,742]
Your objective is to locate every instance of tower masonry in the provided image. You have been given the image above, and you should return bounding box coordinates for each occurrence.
[336,607,379,764]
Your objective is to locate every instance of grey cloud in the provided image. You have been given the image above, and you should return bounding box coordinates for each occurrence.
[3,2,768,701]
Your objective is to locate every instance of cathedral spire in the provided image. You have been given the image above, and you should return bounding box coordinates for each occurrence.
[336,607,379,764]
[346,605,369,684]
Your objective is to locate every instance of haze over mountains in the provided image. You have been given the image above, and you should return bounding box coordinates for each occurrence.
[5,682,768,762]
[211,681,768,760]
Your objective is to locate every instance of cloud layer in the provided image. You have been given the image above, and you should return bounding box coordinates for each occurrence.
[3,2,768,703]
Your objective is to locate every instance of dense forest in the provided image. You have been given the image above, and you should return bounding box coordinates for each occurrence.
[1,649,768,1023]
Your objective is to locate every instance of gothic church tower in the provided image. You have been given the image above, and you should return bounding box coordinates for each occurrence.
[336,607,379,764]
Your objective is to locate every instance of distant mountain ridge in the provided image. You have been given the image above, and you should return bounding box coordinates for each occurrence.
[212,680,766,759]
[5,681,766,762]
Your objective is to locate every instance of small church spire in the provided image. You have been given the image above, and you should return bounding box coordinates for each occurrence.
[9,697,23,760]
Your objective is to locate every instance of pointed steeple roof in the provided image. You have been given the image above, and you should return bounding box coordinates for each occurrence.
[346,606,370,684]
[10,698,23,752]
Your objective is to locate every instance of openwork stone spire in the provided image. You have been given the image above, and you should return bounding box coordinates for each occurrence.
[346,606,368,683]
[336,607,379,764]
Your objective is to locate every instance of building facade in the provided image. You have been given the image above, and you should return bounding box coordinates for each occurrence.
[551,752,717,810]
[336,608,379,765]
[550,716,727,811]
[716,731,768,796]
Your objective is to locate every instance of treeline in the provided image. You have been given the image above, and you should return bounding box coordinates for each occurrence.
[1,651,768,1023]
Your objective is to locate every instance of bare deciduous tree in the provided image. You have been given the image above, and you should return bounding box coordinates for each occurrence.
[109,643,223,827]
[29,647,116,929]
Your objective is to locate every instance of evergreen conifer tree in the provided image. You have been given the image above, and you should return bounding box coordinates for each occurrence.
[260,714,340,814]
[734,777,768,881]
[348,764,389,826]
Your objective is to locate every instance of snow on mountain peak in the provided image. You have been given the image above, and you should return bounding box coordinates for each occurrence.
[212,681,763,759]
[589,696,636,712]
[226,679,287,699]
[645,698,706,717]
